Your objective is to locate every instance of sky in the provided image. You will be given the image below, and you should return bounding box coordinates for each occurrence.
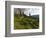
[24,8,40,16]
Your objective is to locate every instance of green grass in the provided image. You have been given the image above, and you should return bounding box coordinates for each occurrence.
[14,15,39,29]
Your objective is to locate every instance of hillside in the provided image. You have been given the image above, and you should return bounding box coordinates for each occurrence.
[14,14,39,29]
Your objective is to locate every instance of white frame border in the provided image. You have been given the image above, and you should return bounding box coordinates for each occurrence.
[11,5,42,34]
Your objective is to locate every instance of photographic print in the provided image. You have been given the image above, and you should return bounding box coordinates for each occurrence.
[14,8,39,29]
[5,1,45,37]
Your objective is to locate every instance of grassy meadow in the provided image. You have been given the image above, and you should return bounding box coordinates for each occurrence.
[14,14,39,29]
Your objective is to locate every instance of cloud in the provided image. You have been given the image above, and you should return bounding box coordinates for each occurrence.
[24,8,40,16]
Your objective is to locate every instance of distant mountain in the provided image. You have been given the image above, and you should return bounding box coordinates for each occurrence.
[31,15,39,19]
